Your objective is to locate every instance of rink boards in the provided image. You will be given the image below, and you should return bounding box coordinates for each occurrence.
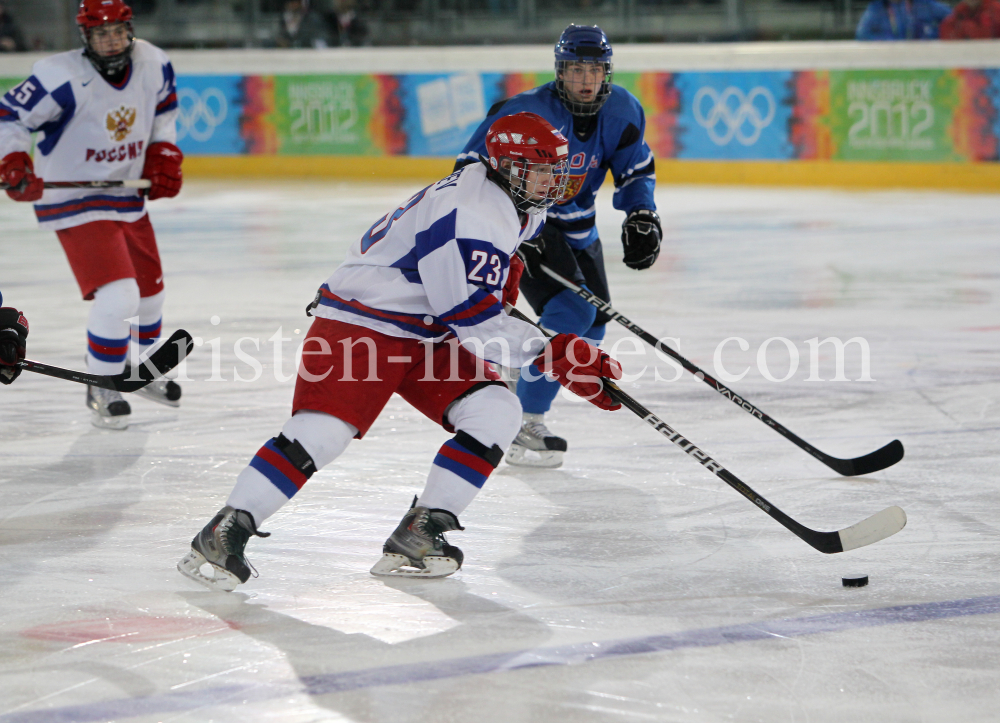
[5,41,1000,188]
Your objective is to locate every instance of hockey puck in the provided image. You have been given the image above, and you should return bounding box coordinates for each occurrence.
[842,574,869,588]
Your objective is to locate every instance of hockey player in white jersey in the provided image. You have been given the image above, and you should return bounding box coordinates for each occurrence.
[0,0,183,429]
[178,112,623,590]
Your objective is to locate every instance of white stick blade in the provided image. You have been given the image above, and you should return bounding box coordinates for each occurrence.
[838,505,907,551]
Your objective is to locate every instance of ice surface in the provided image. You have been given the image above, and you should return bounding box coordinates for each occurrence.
[1,180,998,722]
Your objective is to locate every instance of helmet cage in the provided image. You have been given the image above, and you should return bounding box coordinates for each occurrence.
[77,0,135,77]
[485,111,569,214]
[501,156,569,215]
[555,59,613,116]
[79,21,135,76]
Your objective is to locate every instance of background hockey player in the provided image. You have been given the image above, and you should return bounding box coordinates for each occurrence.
[178,112,622,591]
[0,0,183,429]
[0,291,29,387]
[456,24,660,468]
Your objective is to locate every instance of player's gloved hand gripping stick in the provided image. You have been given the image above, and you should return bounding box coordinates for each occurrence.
[536,263,904,477]
[507,306,907,554]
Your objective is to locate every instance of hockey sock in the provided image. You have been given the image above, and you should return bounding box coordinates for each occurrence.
[130,289,165,367]
[516,370,562,414]
[86,278,140,376]
[418,385,520,514]
[517,287,598,414]
[227,411,357,524]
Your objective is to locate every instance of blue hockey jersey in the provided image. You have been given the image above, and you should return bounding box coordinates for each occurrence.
[457,81,656,249]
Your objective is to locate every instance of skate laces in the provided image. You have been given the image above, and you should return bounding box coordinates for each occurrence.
[91,385,126,405]
[523,419,556,441]
[218,510,270,578]
[410,508,463,545]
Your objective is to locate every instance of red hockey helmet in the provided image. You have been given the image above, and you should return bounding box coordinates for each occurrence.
[485,112,570,214]
[77,0,133,27]
[77,0,134,78]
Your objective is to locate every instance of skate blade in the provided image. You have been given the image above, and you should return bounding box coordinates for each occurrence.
[133,386,181,408]
[177,550,241,592]
[504,444,563,469]
[90,411,129,430]
[370,553,460,578]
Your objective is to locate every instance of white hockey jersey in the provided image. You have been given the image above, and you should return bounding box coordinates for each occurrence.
[0,40,178,231]
[312,162,549,368]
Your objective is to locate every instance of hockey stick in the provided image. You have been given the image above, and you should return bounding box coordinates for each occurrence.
[17,329,193,393]
[0,179,151,190]
[509,306,906,553]
[537,263,904,477]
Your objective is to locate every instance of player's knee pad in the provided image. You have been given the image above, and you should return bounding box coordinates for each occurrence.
[272,433,317,480]
[451,430,504,473]
[447,383,522,449]
[281,410,357,470]
[540,288,598,336]
[92,277,140,320]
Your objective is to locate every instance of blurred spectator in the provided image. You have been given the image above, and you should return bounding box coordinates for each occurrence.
[0,3,26,53]
[856,0,952,39]
[277,0,332,48]
[940,0,1000,38]
[329,0,369,46]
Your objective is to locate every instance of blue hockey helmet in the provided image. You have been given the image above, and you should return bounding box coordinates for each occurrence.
[554,24,613,116]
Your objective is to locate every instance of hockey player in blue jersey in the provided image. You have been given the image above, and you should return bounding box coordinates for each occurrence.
[456,24,661,468]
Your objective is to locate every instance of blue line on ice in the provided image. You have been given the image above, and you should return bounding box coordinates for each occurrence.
[4,593,999,722]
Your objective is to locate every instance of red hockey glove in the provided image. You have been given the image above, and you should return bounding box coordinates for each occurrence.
[533,333,622,411]
[502,254,524,307]
[1,152,44,202]
[142,142,183,200]
[0,307,29,385]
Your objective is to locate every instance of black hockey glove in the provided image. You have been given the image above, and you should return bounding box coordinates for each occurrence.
[621,209,662,271]
[0,307,28,385]
[516,233,546,279]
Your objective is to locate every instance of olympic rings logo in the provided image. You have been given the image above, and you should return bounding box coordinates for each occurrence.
[692,86,775,146]
[176,87,228,143]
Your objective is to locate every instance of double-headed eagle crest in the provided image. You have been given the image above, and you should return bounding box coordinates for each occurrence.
[106,105,137,142]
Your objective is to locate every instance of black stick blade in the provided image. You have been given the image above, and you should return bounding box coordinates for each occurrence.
[826,439,905,477]
[111,330,194,392]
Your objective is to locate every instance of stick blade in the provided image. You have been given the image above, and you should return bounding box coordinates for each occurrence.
[111,329,194,392]
[830,439,904,476]
[837,505,907,552]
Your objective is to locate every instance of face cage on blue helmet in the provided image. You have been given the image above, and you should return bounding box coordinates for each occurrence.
[80,21,135,77]
[555,60,613,117]
[503,157,570,215]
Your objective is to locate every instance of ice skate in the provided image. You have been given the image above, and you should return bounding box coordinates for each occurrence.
[371,501,465,578]
[126,364,182,407]
[86,384,131,430]
[505,413,567,468]
[178,506,270,592]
